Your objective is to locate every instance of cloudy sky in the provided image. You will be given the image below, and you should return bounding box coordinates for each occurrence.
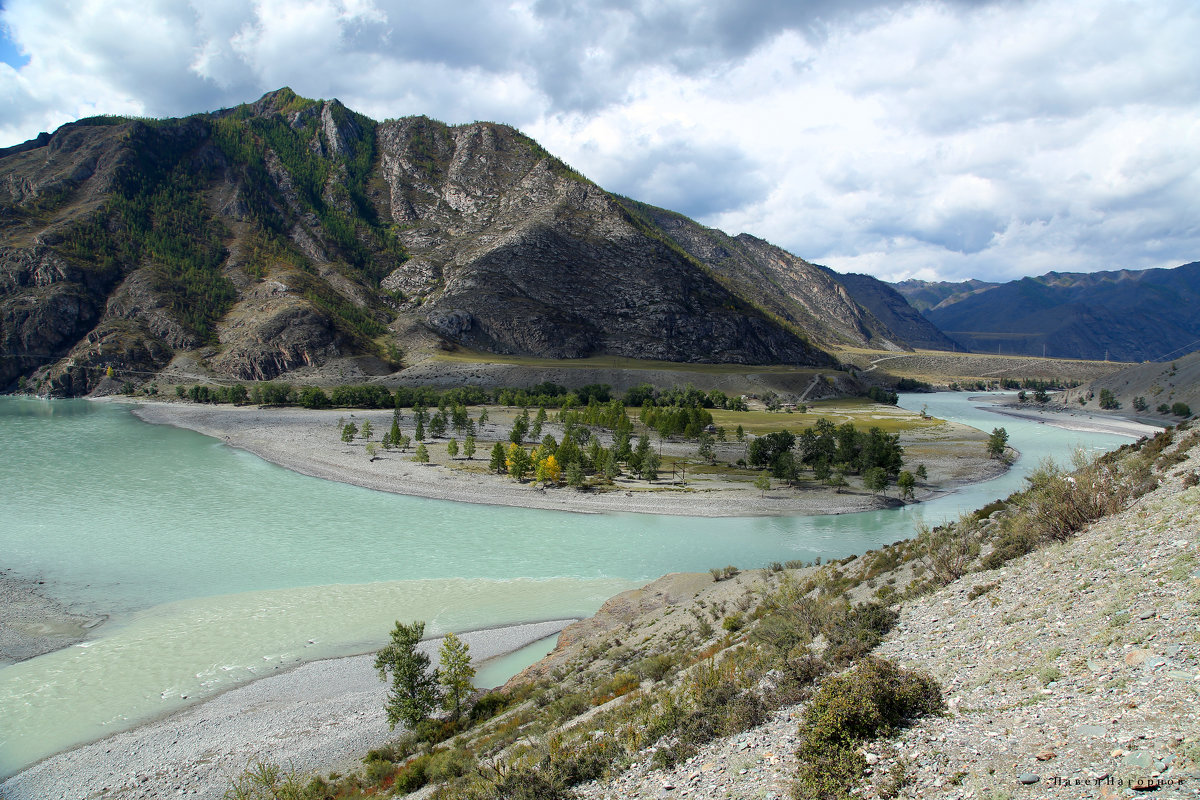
[1,0,1197,283]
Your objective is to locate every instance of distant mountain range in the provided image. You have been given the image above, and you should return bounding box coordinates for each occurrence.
[893,264,1200,362]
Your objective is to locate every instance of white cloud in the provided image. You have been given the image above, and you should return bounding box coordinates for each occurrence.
[0,0,1197,283]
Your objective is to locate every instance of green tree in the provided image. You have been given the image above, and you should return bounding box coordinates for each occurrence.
[509,411,529,444]
[735,424,745,441]
[366,442,379,461]
[1132,396,1148,412]
[897,470,916,501]
[1098,389,1119,409]
[438,632,475,721]
[827,470,848,493]
[986,427,1009,459]
[506,443,532,480]
[1172,402,1192,417]
[754,470,771,497]
[565,460,585,488]
[389,414,402,448]
[478,408,489,425]
[463,435,477,460]
[341,422,358,443]
[489,441,507,473]
[414,442,429,463]
[640,449,660,482]
[863,466,888,494]
[447,438,459,459]
[915,463,928,482]
[414,416,425,442]
[360,420,373,439]
[531,406,547,440]
[429,412,447,438]
[374,621,441,730]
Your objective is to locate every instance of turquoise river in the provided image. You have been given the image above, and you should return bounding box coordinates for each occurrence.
[0,393,1132,777]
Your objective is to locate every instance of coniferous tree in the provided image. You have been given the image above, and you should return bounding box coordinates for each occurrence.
[489,441,506,473]
[463,435,476,460]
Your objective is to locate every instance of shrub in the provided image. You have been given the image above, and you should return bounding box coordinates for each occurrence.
[470,690,509,723]
[1172,402,1192,417]
[914,516,980,587]
[634,653,675,682]
[793,658,944,800]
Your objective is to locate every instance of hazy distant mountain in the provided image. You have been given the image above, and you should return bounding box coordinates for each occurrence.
[892,278,1000,313]
[5,89,954,396]
[893,264,1200,362]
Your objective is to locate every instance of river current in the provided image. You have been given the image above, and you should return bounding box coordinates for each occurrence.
[0,392,1130,776]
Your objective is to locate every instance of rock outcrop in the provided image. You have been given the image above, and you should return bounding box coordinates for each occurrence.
[1,89,946,395]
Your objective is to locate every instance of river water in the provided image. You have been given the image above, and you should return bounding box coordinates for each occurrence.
[0,393,1131,776]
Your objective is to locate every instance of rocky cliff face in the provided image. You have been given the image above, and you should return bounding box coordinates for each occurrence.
[620,199,901,351]
[1,89,933,396]
[823,269,961,351]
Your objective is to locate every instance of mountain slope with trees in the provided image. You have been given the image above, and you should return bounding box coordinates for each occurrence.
[0,89,963,397]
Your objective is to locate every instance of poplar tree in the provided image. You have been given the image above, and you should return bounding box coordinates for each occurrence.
[438,632,475,721]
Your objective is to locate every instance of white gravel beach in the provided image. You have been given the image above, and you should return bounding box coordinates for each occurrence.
[982,400,1163,438]
[0,620,573,800]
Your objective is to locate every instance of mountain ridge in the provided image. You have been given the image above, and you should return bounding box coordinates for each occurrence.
[894,264,1200,361]
[2,89,953,397]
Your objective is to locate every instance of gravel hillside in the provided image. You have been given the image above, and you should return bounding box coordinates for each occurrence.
[569,431,1200,800]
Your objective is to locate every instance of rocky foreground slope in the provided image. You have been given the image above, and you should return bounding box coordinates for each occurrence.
[562,431,1200,800]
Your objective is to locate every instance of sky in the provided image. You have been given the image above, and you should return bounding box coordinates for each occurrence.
[0,0,1197,284]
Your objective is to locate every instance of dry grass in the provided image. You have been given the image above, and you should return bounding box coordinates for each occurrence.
[432,348,824,378]
[830,346,1130,385]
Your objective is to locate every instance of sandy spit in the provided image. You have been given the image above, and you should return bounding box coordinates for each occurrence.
[115,400,989,517]
[980,400,1163,438]
[0,571,106,666]
[0,620,574,800]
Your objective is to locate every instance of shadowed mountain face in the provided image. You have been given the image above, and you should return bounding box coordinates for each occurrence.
[902,264,1200,362]
[821,270,961,352]
[4,89,956,396]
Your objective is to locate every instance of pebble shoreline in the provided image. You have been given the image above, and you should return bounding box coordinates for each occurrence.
[0,620,574,800]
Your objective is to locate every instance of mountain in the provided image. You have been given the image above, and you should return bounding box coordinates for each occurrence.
[895,264,1200,362]
[892,278,999,312]
[820,270,961,351]
[615,200,912,351]
[4,89,967,397]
